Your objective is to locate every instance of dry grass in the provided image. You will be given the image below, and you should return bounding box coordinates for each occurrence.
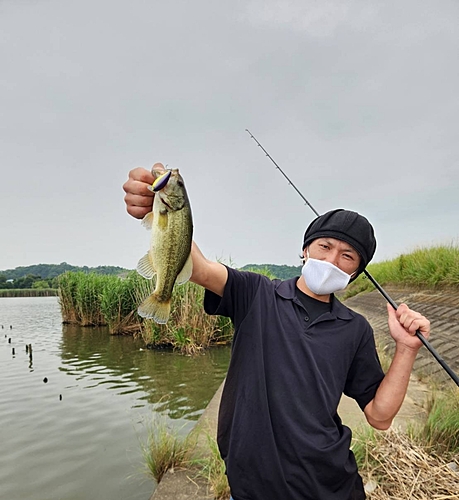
[356,429,459,499]
[194,426,459,500]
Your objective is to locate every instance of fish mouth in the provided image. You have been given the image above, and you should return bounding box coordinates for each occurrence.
[159,195,173,211]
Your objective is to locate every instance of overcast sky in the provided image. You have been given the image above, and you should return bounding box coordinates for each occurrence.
[1,0,458,272]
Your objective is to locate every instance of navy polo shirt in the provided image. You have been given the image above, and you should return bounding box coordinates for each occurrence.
[204,267,384,500]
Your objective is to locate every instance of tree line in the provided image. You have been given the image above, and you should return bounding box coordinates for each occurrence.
[240,264,301,280]
[0,273,58,290]
[0,262,301,290]
[0,262,128,289]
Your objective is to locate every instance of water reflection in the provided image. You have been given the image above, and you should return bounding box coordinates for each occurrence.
[60,324,230,420]
[0,297,230,500]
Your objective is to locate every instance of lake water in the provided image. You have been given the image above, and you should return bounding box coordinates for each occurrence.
[0,297,230,500]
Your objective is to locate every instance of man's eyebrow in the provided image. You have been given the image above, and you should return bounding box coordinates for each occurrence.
[320,238,358,254]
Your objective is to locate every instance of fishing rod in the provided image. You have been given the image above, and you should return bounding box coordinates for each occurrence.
[246,128,459,387]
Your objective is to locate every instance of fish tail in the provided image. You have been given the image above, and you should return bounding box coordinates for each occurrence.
[137,294,171,324]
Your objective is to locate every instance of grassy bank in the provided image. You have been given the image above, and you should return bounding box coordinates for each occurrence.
[343,244,459,299]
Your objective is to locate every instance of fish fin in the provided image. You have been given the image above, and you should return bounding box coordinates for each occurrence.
[175,252,193,285]
[141,212,154,230]
[137,253,156,279]
[138,295,170,324]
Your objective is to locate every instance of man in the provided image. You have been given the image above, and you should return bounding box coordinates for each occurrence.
[123,164,430,500]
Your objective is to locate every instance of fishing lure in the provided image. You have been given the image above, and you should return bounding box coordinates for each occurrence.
[150,170,172,193]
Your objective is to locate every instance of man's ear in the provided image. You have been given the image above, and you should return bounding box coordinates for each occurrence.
[300,246,308,263]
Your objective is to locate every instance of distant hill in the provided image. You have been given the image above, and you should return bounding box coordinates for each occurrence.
[240,264,301,280]
[0,262,301,284]
[0,262,128,280]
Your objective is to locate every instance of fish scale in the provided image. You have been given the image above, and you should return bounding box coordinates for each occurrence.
[136,168,193,324]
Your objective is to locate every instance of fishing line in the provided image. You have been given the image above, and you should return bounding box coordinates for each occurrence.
[246,128,459,387]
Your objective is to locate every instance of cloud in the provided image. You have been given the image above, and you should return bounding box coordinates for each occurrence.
[242,0,377,37]
[0,0,458,270]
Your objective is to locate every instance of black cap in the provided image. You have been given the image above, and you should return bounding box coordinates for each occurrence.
[302,209,377,277]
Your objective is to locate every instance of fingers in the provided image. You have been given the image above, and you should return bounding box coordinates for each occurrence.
[124,193,153,219]
[123,167,155,194]
[394,303,430,338]
[123,166,156,220]
[152,162,166,175]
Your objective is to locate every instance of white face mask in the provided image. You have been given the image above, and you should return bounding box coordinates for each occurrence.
[301,253,356,295]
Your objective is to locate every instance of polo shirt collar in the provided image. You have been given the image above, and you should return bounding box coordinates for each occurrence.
[274,277,355,321]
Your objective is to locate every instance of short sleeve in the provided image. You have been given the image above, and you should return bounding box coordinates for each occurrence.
[204,267,267,329]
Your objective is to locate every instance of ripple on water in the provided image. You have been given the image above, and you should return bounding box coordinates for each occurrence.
[0,297,230,500]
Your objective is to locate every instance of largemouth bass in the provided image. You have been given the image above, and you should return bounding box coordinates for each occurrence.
[136,167,193,323]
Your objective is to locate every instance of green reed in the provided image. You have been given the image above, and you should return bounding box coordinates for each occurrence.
[135,279,233,353]
[58,272,81,324]
[58,271,141,332]
[99,271,143,333]
[75,273,107,326]
[57,270,233,350]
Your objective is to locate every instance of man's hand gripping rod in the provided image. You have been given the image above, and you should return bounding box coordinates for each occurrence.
[246,128,459,387]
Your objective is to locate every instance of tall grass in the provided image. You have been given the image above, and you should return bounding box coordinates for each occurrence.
[408,387,459,455]
[135,279,233,354]
[343,244,459,299]
[350,425,378,472]
[141,424,230,498]
[99,272,144,333]
[74,273,106,326]
[58,272,81,324]
[58,271,138,330]
[141,415,196,483]
[58,270,233,351]
[58,272,107,326]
